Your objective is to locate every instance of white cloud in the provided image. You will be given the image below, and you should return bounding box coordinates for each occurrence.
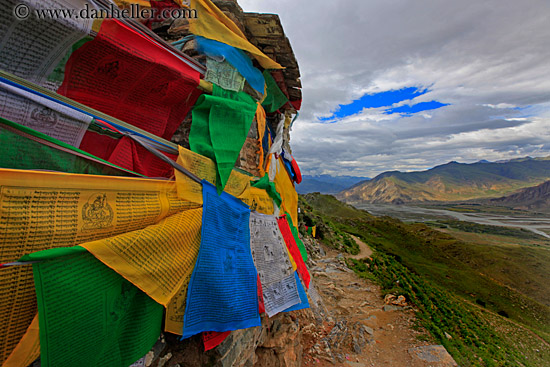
[239,0,550,178]
[483,103,517,109]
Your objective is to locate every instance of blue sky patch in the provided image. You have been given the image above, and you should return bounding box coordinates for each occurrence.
[320,87,450,121]
[385,101,449,115]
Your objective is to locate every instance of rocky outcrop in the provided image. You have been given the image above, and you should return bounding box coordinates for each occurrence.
[408,346,458,367]
[146,292,324,367]
[156,312,310,367]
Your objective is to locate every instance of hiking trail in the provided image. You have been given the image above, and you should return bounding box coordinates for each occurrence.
[300,242,457,367]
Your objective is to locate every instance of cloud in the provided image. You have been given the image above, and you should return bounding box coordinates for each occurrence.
[384,100,449,115]
[239,0,550,178]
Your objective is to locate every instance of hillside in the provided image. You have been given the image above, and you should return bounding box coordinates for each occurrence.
[299,193,550,366]
[297,175,369,194]
[487,180,550,212]
[338,156,550,204]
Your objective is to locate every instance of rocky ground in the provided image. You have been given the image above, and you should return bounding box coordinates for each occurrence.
[298,237,458,367]
[146,236,459,367]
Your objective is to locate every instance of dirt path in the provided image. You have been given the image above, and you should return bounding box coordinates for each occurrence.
[347,236,373,260]
[302,246,457,367]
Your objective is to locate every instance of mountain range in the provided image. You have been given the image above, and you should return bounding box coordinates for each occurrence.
[338,156,550,204]
[296,174,369,194]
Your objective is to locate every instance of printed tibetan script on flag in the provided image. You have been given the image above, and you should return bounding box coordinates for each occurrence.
[182,181,260,338]
[249,212,300,317]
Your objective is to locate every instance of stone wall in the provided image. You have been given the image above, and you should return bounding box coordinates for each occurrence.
[144,236,329,367]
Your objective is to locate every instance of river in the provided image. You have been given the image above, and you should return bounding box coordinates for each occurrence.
[354,203,550,239]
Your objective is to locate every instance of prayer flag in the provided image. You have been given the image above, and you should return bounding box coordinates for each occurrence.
[82,208,203,306]
[182,181,259,338]
[0,117,141,177]
[58,19,201,140]
[189,85,257,193]
[196,36,265,94]
[249,212,300,317]
[175,146,274,215]
[274,157,298,225]
[251,174,282,207]
[0,168,197,363]
[25,247,163,367]
[203,331,231,352]
[277,215,310,289]
[261,70,289,113]
[189,0,282,70]
[283,272,310,313]
[285,213,308,263]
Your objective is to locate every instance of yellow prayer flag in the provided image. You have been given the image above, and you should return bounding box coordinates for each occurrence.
[0,169,198,364]
[244,187,273,215]
[175,146,274,214]
[113,0,151,8]
[273,157,298,225]
[284,113,292,129]
[189,0,283,70]
[286,245,298,271]
[175,145,248,203]
[83,208,203,307]
[165,279,190,335]
[2,314,40,367]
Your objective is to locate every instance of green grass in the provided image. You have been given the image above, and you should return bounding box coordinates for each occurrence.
[348,254,550,367]
[339,218,550,335]
[300,193,371,219]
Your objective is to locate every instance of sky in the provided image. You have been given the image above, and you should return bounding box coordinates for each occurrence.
[239,0,550,178]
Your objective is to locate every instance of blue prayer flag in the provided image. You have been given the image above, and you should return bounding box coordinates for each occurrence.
[283,272,310,312]
[196,36,265,94]
[182,181,260,339]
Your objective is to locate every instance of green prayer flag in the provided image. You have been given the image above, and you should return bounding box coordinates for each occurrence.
[0,117,142,176]
[189,85,257,193]
[29,246,163,367]
[261,70,288,113]
[285,212,308,262]
[251,174,282,207]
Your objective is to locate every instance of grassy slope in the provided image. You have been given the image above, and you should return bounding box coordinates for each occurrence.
[349,253,550,367]
[301,193,550,366]
[432,222,550,307]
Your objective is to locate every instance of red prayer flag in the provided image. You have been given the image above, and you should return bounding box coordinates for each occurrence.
[144,0,181,28]
[59,19,202,140]
[257,275,265,315]
[79,134,176,177]
[58,18,202,177]
[277,215,311,289]
[203,331,231,351]
[290,99,302,111]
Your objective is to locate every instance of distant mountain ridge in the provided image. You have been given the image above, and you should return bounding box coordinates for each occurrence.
[338,156,550,204]
[487,180,550,212]
[297,174,369,194]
